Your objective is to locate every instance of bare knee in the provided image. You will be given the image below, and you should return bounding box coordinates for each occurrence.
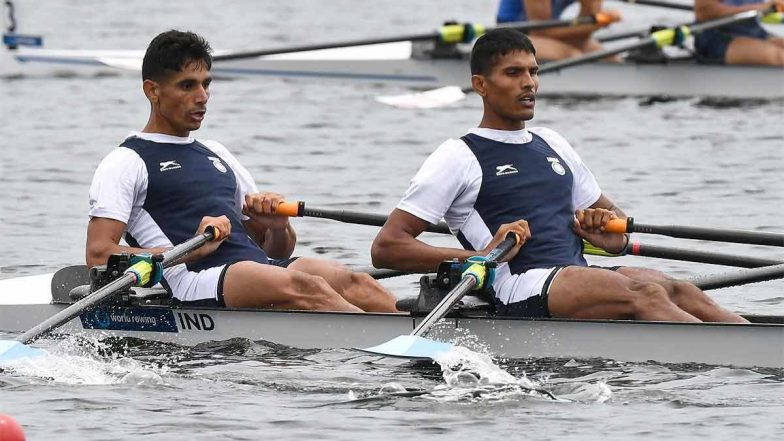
[289,273,343,310]
[629,281,672,317]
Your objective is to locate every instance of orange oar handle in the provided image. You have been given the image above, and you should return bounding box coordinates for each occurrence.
[594,11,620,27]
[605,217,633,234]
[274,201,304,217]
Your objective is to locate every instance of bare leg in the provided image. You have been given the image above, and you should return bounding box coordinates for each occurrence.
[548,266,700,322]
[222,261,361,312]
[725,37,784,66]
[616,267,749,323]
[288,257,399,312]
[529,35,583,61]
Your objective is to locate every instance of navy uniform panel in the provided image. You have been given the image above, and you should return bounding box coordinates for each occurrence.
[460,133,586,273]
[121,137,268,271]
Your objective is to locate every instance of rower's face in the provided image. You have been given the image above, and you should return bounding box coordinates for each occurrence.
[146,60,212,136]
[475,50,539,124]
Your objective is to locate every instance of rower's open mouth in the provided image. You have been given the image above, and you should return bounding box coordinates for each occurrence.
[518,94,535,104]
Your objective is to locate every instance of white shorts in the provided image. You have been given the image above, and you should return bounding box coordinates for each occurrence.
[163,264,227,303]
[494,266,563,305]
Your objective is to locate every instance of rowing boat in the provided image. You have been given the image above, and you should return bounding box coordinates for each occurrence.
[1,266,782,368]
[5,39,784,100]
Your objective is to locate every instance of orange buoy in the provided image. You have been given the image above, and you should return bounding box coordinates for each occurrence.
[0,413,26,441]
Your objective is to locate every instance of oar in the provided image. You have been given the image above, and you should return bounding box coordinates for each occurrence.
[614,0,693,11]
[359,233,519,359]
[213,15,618,62]
[276,201,451,234]
[622,241,781,268]
[377,9,761,108]
[688,263,784,290]
[605,218,784,247]
[278,201,782,267]
[0,229,216,362]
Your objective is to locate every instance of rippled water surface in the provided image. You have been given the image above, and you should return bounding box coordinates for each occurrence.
[1,1,783,440]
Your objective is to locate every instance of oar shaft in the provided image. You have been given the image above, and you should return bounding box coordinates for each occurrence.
[412,277,476,336]
[214,16,610,62]
[689,263,784,290]
[411,234,518,337]
[277,201,451,234]
[607,218,784,247]
[627,242,782,267]
[616,0,693,11]
[16,230,214,345]
[17,273,135,344]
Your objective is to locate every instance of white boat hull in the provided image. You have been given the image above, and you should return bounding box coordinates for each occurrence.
[1,272,782,368]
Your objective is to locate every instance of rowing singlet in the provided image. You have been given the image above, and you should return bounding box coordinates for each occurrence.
[89,132,269,273]
[497,0,576,23]
[397,127,601,289]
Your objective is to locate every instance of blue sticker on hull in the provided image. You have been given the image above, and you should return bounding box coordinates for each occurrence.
[80,307,178,332]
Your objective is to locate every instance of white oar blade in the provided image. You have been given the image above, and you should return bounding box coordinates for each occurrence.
[356,335,453,359]
[375,86,466,109]
[0,340,46,363]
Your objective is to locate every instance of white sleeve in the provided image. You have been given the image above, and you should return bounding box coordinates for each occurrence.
[397,139,478,227]
[531,127,601,210]
[202,140,258,220]
[88,147,147,223]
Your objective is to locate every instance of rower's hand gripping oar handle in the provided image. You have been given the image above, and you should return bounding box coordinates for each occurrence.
[276,201,304,217]
[605,217,635,234]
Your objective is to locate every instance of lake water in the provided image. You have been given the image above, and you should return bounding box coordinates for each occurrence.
[1,1,783,440]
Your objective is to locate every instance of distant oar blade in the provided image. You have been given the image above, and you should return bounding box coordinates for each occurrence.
[0,341,46,362]
[356,335,454,359]
[375,86,467,109]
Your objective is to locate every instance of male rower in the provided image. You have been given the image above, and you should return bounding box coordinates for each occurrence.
[496,0,622,60]
[86,30,398,313]
[694,0,784,66]
[371,28,747,323]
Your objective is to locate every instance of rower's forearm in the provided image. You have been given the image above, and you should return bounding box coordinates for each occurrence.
[371,236,475,272]
[695,2,762,21]
[531,24,599,41]
[263,223,296,259]
[86,243,168,268]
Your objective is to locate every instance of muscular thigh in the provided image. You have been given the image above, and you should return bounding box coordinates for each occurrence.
[222,260,310,308]
[287,257,349,288]
[529,35,582,60]
[726,37,784,65]
[548,266,638,319]
[615,266,672,284]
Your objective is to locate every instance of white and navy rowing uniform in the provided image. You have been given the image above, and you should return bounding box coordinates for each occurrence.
[89,132,285,306]
[397,127,602,317]
[695,0,772,62]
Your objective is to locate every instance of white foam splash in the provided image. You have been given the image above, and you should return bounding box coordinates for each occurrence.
[2,337,167,386]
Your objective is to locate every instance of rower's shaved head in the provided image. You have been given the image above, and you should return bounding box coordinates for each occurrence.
[470,28,536,76]
[142,30,213,81]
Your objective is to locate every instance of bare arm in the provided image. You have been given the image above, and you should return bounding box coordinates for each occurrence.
[371,209,530,272]
[526,0,611,41]
[241,192,296,259]
[243,218,296,259]
[86,216,229,268]
[86,217,168,268]
[590,193,626,218]
[695,0,774,21]
[573,193,628,253]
